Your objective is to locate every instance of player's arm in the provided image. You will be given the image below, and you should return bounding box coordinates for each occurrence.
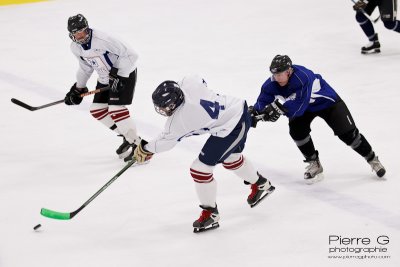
[70,44,93,88]
[253,81,275,112]
[134,121,183,163]
[104,38,139,93]
[279,75,312,118]
[104,37,138,76]
[249,82,276,127]
[65,47,92,105]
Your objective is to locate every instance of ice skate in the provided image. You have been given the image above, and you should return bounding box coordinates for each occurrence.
[193,205,220,233]
[304,157,324,184]
[361,34,381,54]
[116,135,134,159]
[123,144,138,162]
[368,156,386,178]
[247,173,275,208]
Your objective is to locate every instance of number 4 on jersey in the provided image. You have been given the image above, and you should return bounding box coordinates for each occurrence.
[200,99,225,119]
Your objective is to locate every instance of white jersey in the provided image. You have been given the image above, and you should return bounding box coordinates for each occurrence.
[70,28,138,88]
[145,75,245,153]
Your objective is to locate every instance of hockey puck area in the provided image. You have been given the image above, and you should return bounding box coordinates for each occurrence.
[33,224,42,231]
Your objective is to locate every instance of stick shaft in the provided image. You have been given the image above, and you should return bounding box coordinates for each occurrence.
[11,86,109,111]
[40,160,136,220]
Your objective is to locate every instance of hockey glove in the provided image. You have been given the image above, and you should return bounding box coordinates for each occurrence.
[261,100,287,122]
[134,139,154,163]
[109,68,129,93]
[248,105,262,128]
[353,0,368,11]
[64,83,88,105]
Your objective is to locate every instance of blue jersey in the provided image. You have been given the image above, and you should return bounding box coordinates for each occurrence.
[253,65,339,118]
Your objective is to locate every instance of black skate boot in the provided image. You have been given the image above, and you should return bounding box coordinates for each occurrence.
[304,152,324,184]
[247,173,275,208]
[368,155,386,178]
[116,135,134,159]
[123,144,138,162]
[361,34,381,54]
[193,205,220,233]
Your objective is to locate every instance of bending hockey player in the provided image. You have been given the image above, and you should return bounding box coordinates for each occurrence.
[251,55,386,184]
[353,0,400,54]
[65,14,141,161]
[133,75,275,233]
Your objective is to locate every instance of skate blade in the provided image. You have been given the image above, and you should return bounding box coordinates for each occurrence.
[361,49,381,55]
[250,186,275,208]
[193,222,220,233]
[304,173,324,185]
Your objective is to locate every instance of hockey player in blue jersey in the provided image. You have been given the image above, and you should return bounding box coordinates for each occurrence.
[353,0,400,54]
[250,55,386,184]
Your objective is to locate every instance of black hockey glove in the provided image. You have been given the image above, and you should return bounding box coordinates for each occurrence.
[64,83,88,105]
[109,69,129,93]
[353,0,368,11]
[248,106,263,128]
[261,100,287,122]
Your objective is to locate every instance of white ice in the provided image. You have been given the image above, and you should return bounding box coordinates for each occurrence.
[0,0,399,266]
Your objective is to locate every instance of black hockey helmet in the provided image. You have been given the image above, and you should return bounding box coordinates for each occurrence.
[152,81,184,116]
[67,14,91,44]
[269,55,292,74]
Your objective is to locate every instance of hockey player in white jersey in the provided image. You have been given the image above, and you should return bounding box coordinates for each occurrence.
[65,14,141,161]
[133,75,275,233]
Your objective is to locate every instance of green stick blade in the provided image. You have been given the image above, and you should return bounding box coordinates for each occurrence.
[40,208,71,220]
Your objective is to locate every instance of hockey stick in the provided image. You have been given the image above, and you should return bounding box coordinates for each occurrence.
[351,0,380,23]
[11,86,109,111]
[40,159,136,220]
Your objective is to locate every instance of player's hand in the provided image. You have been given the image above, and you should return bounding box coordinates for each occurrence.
[353,0,367,11]
[109,69,128,93]
[248,106,262,128]
[261,100,286,122]
[64,83,88,105]
[134,140,154,163]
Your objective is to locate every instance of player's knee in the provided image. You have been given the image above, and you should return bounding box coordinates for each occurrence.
[108,104,128,112]
[355,11,368,23]
[190,158,215,183]
[90,103,109,120]
[383,20,397,30]
[289,126,310,141]
[108,105,130,122]
[338,128,360,147]
[222,153,244,170]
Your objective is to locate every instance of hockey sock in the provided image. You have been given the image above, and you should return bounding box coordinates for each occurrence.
[293,135,317,160]
[190,159,217,208]
[90,103,121,134]
[109,105,139,144]
[222,153,259,184]
[356,11,376,40]
[338,129,374,161]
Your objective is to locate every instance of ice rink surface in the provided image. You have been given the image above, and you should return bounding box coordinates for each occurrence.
[0,0,399,266]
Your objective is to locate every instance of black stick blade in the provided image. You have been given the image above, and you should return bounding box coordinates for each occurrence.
[11,98,36,111]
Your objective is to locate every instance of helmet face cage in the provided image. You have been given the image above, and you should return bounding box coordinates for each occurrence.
[68,14,91,45]
[270,55,292,74]
[152,81,184,117]
[154,103,177,117]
